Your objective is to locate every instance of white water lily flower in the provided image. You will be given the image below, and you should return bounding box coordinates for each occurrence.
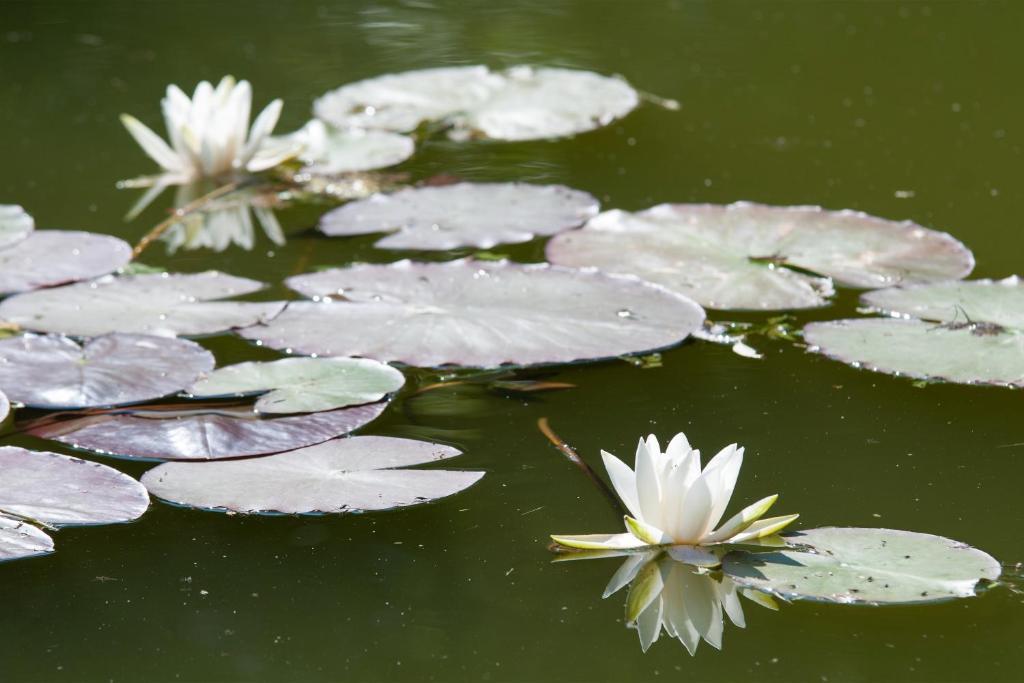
[120,76,297,181]
[552,433,798,563]
[608,552,777,655]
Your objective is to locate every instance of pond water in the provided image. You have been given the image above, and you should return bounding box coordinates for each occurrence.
[2,0,1023,680]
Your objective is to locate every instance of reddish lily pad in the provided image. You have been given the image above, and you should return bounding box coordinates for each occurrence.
[0,333,215,409]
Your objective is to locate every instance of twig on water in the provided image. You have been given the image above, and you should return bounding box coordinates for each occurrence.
[131,180,241,258]
[537,417,624,515]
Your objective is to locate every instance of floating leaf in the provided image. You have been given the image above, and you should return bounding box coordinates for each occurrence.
[141,435,484,514]
[0,446,149,525]
[861,276,1024,328]
[31,401,387,461]
[0,204,33,250]
[0,513,53,563]
[722,527,1000,605]
[0,231,132,296]
[546,202,973,310]
[0,271,285,337]
[314,65,638,141]
[803,318,1024,387]
[319,182,599,250]
[239,260,705,367]
[188,357,405,414]
[0,388,8,423]
[282,120,415,174]
[0,333,214,409]
[457,65,640,142]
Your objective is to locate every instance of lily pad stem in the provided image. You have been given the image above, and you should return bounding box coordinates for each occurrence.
[131,180,241,259]
[537,417,625,515]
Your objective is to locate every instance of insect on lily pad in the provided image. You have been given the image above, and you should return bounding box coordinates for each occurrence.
[319,182,599,251]
[238,259,705,367]
[546,202,974,310]
[0,333,215,409]
[722,527,1000,605]
[804,277,1024,387]
[141,435,485,515]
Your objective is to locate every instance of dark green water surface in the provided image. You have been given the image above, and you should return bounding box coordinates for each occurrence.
[1,1,1022,681]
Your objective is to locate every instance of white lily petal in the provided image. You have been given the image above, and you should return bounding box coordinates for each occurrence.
[703,494,777,544]
[120,114,185,173]
[625,558,665,623]
[549,532,648,551]
[635,437,663,527]
[601,450,642,520]
[726,514,800,544]
[677,568,718,648]
[665,544,720,568]
[659,564,699,655]
[253,206,286,246]
[673,470,714,543]
[624,516,672,546]
[705,446,744,532]
[241,98,283,165]
[603,552,657,598]
[741,588,780,611]
[663,448,701,539]
[636,599,663,653]
[720,579,746,628]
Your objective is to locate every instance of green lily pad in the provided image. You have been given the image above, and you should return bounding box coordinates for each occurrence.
[189,357,406,414]
[722,527,1000,605]
[0,513,53,563]
[546,202,973,310]
[0,204,33,250]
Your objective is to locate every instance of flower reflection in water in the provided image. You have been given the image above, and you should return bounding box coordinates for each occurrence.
[159,183,285,254]
[573,549,779,655]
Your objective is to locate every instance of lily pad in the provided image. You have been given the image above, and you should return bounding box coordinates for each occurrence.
[0,446,149,526]
[31,401,387,461]
[0,333,215,409]
[0,271,286,337]
[188,357,405,414]
[318,182,599,250]
[0,204,33,250]
[239,259,705,367]
[803,318,1024,387]
[0,513,54,563]
[0,230,133,295]
[282,120,415,174]
[141,435,485,514]
[314,65,501,134]
[722,527,1000,605]
[546,202,974,310]
[0,388,8,423]
[314,65,638,141]
[861,276,1024,328]
[457,66,640,142]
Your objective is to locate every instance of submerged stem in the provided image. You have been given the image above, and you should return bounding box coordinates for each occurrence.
[131,180,241,258]
[537,417,625,515]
